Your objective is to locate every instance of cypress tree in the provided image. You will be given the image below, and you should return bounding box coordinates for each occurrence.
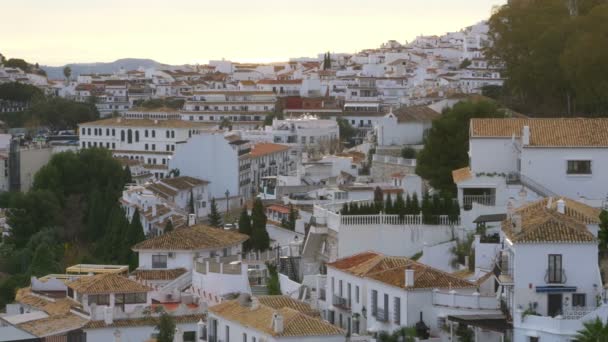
[411,192,420,214]
[250,198,270,251]
[405,193,412,215]
[123,165,133,184]
[208,198,222,228]
[30,243,59,277]
[341,202,349,215]
[374,186,384,203]
[85,186,106,241]
[384,194,393,214]
[164,220,174,233]
[188,190,195,215]
[287,205,297,231]
[125,209,145,270]
[238,207,252,252]
[394,194,406,219]
[421,192,433,224]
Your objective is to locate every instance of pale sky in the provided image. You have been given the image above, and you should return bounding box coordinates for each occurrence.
[1,0,506,66]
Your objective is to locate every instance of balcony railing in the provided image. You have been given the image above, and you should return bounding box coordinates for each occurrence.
[376,308,389,322]
[463,194,495,209]
[332,294,351,311]
[545,268,567,284]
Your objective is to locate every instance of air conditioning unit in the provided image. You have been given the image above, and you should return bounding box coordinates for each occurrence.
[168,252,175,258]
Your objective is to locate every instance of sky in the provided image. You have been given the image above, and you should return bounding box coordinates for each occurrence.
[1,0,506,66]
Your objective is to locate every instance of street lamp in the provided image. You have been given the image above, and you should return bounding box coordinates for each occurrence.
[224,190,230,219]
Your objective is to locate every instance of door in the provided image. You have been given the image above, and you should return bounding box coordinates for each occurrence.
[548,293,563,317]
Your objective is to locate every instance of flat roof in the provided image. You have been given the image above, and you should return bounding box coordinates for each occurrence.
[65,264,129,274]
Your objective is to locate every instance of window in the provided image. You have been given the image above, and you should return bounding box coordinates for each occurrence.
[145,130,149,138]
[115,293,146,304]
[145,144,148,151]
[242,333,247,342]
[394,297,401,324]
[88,294,110,305]
[152,255,167,268]
[112,129,115,137]
[121,130,125,142]
[567,160,592,175]
[331,277,335,295]
[573,293,586,307]
[339,280,343,297]
[548,254,563,283]
[112,143,115,149]
[127,129,133,144]
[152,130,156,138]
[356,286,360,303]
[529,337,539,342]
[152,144,156,151]
[371,290,378,316]
[383,293,389,318]
[225,325,230,342]
[183,331,196,342]
[171,130,175,138]
[166,130,170,138]
[135,130,139,142]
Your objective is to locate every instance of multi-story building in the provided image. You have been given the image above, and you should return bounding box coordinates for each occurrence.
[181,90,277,124]
[78,117,214,179]
[266,116,340,152]
[249,142,292,193]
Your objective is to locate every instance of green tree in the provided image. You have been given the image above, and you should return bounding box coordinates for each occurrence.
[421,192,433,224]
[164,220,174,233]
[384,194,393,214]
[459,58,471,69]
[284,205,297,231]
[188,191,195,215]
[373,186,384,203]
[337,118,356,143]
[575,317,608,342]
[6,190,62,248]
[263,112,284,127]
[155,311,176,342]
[238,207,252,252]
[123,165,133,184]
[5,58,30,72]
[250,198,270,251]
[29,242,60,277]
[266,263,281,295]
[220,118,232,131]
[411,192,420,214]
[416,101,504,194]
[401,147,417,159]
[0,82,43,102]
[394,194,406,219]
[125,209,145,269]
[208,199,222,227]
[599,210,608,250]
[63,66,72,83]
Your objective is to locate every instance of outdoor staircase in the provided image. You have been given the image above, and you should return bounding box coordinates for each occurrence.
[160,270,192,293]
[250,285,269,296]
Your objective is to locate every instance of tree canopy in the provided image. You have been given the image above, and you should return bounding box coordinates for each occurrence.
[486,0,608,114]
[250,198,270,251]
[416,101,505,194]
[208,198,222,227]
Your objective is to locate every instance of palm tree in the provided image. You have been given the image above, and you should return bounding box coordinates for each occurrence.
[575,317,608,341]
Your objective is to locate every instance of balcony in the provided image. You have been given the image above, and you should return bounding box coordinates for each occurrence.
[376,308,389,322]
[463,194,496,210]
[545,268,567,284]
[332,294,351,311]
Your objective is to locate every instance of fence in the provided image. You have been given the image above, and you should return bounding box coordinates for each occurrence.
[372,154,417,167]
[341,214,459,226]
[432,290,499,310]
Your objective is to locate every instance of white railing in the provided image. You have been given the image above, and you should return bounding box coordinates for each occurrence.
[372,154,417,167]
[562,307,596,320]
[432,290,499,310]
[463,194,496,208]
[160,270,192,292]
[341,214,459,226]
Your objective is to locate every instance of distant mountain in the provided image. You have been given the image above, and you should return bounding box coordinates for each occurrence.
[41,58,170,79]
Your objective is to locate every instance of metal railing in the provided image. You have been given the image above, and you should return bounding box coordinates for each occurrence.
[507,172,557,197]
[332,294,351,311]
[545,268,567,284]
[376,308,389,322]
[463,194,496,209]
[562,306,596,320]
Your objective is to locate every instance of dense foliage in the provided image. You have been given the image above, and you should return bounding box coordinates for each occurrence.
[281,205,297,231]
[155,311,176,342]
[266,263,281,295]
[416,101,505,194]
[487,0,608,114]
[0,148,134,308]
[207,198,222,227]
[0,82,44,103]
[575,317,608,342]
[238,207,252,252]
[250,198,270,251]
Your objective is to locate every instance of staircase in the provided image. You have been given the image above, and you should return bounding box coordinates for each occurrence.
[250,285,269,296]
[507,172,557,197]
[160,270,192,293]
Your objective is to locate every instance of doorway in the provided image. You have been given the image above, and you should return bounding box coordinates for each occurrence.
[548,293,563,317]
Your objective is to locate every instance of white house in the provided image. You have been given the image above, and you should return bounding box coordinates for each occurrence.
[496,197,607,341]
[205,293,346,342]
[375,106,440,146]
[146,176,211,218]
[181,90,276,124]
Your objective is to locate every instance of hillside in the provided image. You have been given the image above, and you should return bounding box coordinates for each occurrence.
[41,58,168,79]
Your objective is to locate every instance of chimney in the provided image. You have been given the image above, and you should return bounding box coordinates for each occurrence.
[522,125,530,146]
[104,306,113,325]
[512,213,522,234]
[271,312,284,334]
[188,213,196,226]
[251,296,260,310]
[556,199,566,214]
[405,268,415,287]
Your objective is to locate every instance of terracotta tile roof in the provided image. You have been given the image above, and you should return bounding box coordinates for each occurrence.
[67,273,151,294]
[84,314,205,329]
[250,143,290,158]
[15,288,80,315]
[257,296,319,317]
[132,268,187,281]
[470,118,608,147]
[515,197,601,224]
[257,79,303,85]
[146,183,178,199]
[394,106,440,123]
[209,300,344,337]
[132,224,248,251]
[452,167,472,184]
[17,313,87,338]
[329,252,475,290]
[267,204,291,214]
[161,176,209,190]
[502,208,597,243]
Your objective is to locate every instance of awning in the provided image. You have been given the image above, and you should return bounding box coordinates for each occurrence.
[535,286,577,293]
[447,314,510,333]
[473,214,507,223]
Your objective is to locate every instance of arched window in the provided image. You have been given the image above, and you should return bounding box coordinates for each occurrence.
[121,130,125,142]
[135,130,139,142]
[127,129,133,144]
[171,130,175,138]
